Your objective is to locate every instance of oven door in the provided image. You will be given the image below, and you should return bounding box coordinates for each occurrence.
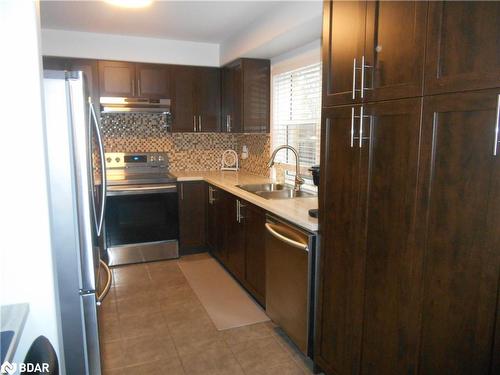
[105,184,179,265]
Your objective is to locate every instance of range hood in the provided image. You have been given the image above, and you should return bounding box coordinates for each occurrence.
[100,97,171,114]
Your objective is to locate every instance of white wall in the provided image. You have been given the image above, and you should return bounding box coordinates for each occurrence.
[220,1,322,65]
[271,39,321,75]
[41,28,220,66]
[0,1,61,372]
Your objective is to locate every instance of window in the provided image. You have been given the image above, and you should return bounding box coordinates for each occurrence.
[272,62,321,183]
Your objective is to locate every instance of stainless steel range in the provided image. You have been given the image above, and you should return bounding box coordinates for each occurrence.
[104,152,179,266]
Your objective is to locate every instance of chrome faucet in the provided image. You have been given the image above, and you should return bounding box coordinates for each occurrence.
[267,145,304,191]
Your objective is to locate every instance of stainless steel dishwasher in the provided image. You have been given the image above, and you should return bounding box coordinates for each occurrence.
[265,215,317,357]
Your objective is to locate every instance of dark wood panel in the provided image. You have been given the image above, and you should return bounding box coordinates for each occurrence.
[225,194,245,281]
[98,60,135,97]
[425,1,500,95]
[417,90,500,375]
[196,67,220,132]
[171,65,196,132]
[359,98,423,375]
[242,59,270,133]
[221,62,242,133]
[243,203,266,306]
[136,63,170,98]
[207,185,226,262]
[315,105,364,375]
[363,1,427,102]
[322,0,366,107]
[178,182,206,254]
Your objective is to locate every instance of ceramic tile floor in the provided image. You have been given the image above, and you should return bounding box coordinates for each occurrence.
[99,256,317,375]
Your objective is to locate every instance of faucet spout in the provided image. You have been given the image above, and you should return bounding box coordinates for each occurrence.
[267,145,304,191]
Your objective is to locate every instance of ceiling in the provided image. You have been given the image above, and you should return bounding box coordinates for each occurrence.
[40,1,292,44]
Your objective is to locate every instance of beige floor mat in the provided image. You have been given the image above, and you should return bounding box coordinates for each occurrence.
[178,253,270,330]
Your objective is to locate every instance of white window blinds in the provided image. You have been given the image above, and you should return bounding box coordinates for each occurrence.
[272,62,321,169]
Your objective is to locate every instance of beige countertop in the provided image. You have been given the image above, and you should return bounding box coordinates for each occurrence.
[172,170,319,232]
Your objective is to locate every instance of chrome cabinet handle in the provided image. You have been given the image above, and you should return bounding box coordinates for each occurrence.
[265,223,308,251]
[360,56,373,98]
[494,94,500,156]
[199,115,202,132]
[352,58,357,100]
[228,115,232,132]
[96,259,112,305]
[89,98,106,236]
[226,115,229,132]
[350,107,356,147]
[137,79,141,97]
[208,186,215,204]
[193,115,197,132]
[354,106,372,148]
[237,200,245,223]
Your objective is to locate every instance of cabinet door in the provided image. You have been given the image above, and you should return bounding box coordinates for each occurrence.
[171,65,196,132]
[222,62,243,133]
[136,63,170,98]
[179,182,206,254]
[358,98,423,374]
[322,0,366,107]
[417,90,500,375]
[98,60,136,97]
[315,105,364,375]
[425,2,500,95]
[363,1,427,102]
[221,66,234,133]
[244,203,266,306]
[207,185,226,262]
[196,67,220,132]
[225,194,245,281]
[242,59,270,133]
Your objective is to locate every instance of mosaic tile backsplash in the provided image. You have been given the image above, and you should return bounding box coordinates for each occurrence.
[100,113,270,175]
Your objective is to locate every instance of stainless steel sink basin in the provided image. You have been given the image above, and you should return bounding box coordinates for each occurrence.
[237,183,317,200]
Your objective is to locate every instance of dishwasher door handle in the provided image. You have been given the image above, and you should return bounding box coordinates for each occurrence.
[265,222,309,251]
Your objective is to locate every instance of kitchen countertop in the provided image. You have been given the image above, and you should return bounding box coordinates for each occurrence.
[1,303,29,364]
[172,171,319,232]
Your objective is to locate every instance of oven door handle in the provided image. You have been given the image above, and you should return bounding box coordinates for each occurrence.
[107,184,178,196]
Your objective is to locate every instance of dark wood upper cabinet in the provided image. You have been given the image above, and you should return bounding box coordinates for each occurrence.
[221,58,269,133]
[243,203,266,306]
[98,60,136,97]
[171,65,220,132]
[322,0,366,107]
[416,90,500,375]
[363,1,427,102]
[425,1,500,95]
[135,63,171,98]
[171,65,197,132]
[196,67,221,132]
[178,181,206,254]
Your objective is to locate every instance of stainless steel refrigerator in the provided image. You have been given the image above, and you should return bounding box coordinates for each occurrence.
[43,70,110,375]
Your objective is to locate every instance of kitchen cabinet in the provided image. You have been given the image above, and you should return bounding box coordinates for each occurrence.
[171,65,220,132]
[207,184,226,262]
[98,60,170,98]
[424,1,500,95]
[221,58,270,133]
[416,90,500,375]
[42,56,100,111]
[322,1,427,106]
[178,181,206,254]
[243,204,266,306]
[206,185,267,305]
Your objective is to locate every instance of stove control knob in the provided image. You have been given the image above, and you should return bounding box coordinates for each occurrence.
[158,155,165,162]
[115,157,120,163]
[106,157,112,163]
[150,156,156,162]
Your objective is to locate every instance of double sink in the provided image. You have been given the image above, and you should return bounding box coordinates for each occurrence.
[237,183,316,200]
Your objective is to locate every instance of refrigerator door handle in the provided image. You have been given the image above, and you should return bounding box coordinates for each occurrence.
[97,259,112,305]
[89,98,107,236]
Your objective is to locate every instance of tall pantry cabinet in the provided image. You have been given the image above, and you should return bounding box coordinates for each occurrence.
[316,2,500,375]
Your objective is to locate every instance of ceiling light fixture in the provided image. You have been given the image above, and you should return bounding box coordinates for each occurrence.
[104,0,153,9]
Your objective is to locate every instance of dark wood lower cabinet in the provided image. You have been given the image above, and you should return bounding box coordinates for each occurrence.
[317,90,500,375]
[206,184,266,305]
[178,182,206,254]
